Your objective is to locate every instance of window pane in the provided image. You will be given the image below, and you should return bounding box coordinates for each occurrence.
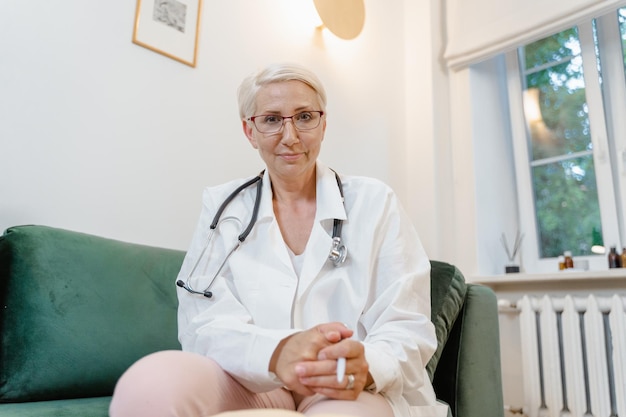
[520,27,605,259]
[532,156,602,257]
[524,28,579,70]
[523,29,591,160]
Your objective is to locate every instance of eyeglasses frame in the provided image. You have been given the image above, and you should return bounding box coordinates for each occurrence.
[247,110,325,134]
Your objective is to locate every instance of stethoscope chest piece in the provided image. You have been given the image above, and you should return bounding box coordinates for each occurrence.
[329,236,347,266]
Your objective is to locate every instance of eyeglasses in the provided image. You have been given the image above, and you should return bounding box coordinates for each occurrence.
[247,111,324,134]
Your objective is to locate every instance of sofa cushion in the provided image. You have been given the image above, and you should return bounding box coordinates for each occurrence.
[0,396,111,417]
[427,260,468,379]
[0,225,185,403]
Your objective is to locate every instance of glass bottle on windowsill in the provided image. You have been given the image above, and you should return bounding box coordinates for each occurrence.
[608,246,620,268]
[563,251,574,269]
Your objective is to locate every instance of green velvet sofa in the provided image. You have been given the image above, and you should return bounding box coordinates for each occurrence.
[0,225,504,417]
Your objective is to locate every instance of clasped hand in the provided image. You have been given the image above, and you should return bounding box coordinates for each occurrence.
[269,322,371,400]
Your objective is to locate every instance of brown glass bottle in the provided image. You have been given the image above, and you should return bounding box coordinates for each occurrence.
[620,248,626,269]
[563,251,574,269]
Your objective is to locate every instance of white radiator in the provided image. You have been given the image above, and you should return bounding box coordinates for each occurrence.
[518,294,626,417]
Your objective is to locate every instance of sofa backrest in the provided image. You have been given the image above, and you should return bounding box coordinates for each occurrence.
[0,225,184,403]
[427,260,467,379]
[0,225,470,406]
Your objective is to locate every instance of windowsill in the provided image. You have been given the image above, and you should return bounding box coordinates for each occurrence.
[473,268,626,283]
[470,268,626,294]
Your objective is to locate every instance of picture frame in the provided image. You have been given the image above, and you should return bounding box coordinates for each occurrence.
[132,0,202,67]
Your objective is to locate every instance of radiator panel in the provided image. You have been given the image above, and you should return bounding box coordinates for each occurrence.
[518,294,626,417]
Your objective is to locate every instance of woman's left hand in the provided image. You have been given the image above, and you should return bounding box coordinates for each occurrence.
[295,337,372,400]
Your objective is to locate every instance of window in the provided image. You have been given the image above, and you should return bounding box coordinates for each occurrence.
[505,8,626,272]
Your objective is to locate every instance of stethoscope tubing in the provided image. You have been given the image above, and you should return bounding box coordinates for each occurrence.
[177,216,240,295]
[211,172,263,242]
[178,170,347,299]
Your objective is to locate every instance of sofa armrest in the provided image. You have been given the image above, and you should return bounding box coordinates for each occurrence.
[432,284,504,417]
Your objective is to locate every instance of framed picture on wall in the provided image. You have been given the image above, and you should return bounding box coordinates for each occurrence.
[132,0,202,67]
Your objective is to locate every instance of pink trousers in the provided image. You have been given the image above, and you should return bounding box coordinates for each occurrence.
[109,350,394,417]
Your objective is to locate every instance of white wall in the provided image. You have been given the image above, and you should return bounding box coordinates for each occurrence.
[471,56,520,276]
[1,0,443,254]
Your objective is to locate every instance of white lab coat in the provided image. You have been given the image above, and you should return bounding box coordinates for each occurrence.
[177,161,448,417]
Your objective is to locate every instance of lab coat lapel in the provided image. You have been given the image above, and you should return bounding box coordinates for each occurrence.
[297,163,347,297]
[297,223,333,297]
[247,164,347,295]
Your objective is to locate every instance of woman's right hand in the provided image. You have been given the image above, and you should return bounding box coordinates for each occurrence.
[269,322,353,395]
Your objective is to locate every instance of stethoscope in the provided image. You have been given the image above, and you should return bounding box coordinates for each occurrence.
[176,171,348,298]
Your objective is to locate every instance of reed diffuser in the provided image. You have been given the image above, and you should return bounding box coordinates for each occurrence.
[501,231,523,273]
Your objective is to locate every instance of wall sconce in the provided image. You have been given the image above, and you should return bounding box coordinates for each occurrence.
[313,0,365,40]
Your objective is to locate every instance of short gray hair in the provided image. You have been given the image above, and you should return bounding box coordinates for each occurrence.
[237,63,327,119]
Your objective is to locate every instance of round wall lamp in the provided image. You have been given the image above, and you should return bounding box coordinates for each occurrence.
[313,0,365,40]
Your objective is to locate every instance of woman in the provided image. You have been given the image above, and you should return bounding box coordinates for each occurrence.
[109,63,447,417]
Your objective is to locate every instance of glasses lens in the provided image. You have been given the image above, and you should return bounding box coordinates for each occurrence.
[255,115,284,133]
[294,111,321,130]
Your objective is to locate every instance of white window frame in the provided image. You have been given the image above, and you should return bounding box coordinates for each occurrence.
[505,16,623,273]
[596,12,626,241]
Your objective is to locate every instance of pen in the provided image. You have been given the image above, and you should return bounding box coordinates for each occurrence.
[336,357,346,382]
